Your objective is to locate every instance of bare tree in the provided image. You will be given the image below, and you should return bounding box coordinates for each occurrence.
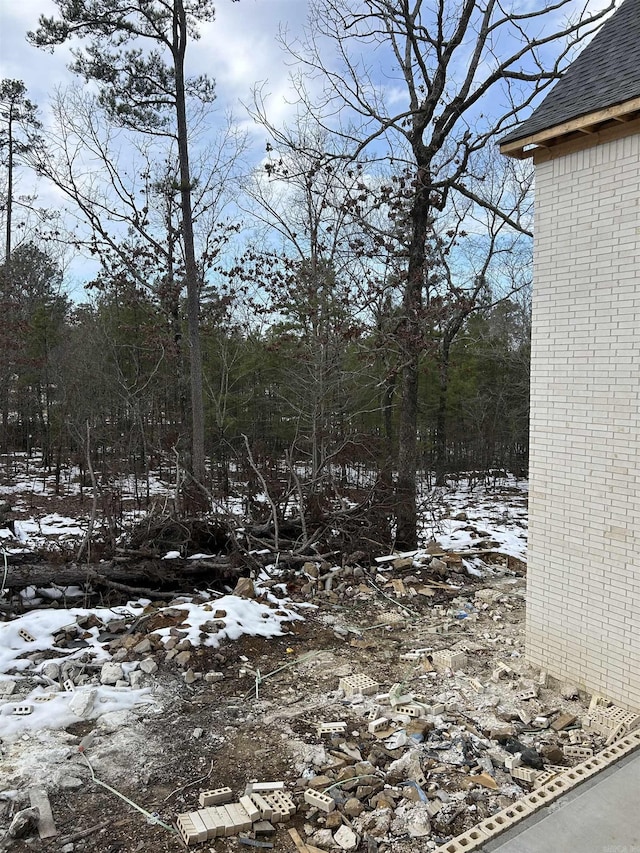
[284,0,616,546]
[29,0,234,493]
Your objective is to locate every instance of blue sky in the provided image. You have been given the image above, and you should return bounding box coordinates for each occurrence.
[0,0,618,295]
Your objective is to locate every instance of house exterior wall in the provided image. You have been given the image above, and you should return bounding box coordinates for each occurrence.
[528,132,640,711]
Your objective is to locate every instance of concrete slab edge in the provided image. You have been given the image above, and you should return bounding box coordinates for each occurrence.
[433,729,640,853]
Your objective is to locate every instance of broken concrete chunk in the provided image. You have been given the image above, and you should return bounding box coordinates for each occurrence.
[333,825,359,850]
[69,688,96,718]
[8,807,40,839]
[100,662,123,685]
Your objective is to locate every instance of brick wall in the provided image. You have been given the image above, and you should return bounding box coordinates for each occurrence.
[528,133,640,711]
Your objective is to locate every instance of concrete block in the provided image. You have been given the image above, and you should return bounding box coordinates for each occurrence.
[265,791,296,817]
[516,687,538,701]
[431,703,445,715]
[368,717,389,734]
[12,705,33,716]
[239,794,261,822]
[511,766,538,783]
[304,789,336,813]
[62,679,75,692]
[317,722,347,735]
[338,674,379,697]
[432,650,468,671]
[226,803,252,832]
[563,745,593,759]
[433,825,490,852]
[477,799,536,839]
[394,703,425,718]
[197,807,221,838]
[199,787,233,806]
[249,781,285,793]
[18,629,36,642]
[248,792,273,820]
[176,813,200,846]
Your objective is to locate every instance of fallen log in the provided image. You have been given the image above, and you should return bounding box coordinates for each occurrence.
[2,557,243,595]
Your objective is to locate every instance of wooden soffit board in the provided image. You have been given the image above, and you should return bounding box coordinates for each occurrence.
[500,95,640,159]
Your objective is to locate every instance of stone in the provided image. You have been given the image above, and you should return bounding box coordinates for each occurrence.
[334,825,359,850]
[343,798,364,817]
[132,638,152,655]
[59,776,84,790]
[312,829,334,849]
[234,577,256,598]
[561,684,580,700]
[100,662,123,685]
[8,807,40,838]
[0,680,17,697]
[405,806,431,838]
[69,688,97,718]
[140,658,158,675]
[175,651,191,667]
[325,811,343,828]
[184,668,199,684]
[129,670,144,689]
[42,663,60,680]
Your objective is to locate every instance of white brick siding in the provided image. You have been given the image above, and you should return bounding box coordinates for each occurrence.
[528,132,640,711]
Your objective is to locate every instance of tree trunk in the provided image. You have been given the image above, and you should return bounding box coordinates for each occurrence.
[434,339,451,485]
[395,163,431,549]
[173,0,206,492]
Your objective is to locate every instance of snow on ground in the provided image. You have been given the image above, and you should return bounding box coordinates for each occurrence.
[0,588,303,739]
[419,475,528,563]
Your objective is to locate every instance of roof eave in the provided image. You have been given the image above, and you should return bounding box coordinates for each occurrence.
[500,94,640,159]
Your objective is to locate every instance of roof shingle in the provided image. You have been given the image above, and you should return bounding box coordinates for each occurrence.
[501,0,640,145]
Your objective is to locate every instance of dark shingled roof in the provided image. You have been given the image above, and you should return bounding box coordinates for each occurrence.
[501,0,640,145]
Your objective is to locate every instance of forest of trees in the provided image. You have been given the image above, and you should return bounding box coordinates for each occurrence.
[0,1,616,548]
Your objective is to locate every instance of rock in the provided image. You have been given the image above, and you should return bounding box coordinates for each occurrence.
[405,806,432,838]
[233,577,256,598]
[59,776,84,790]
[561,684,580,700]
[355,809,392,839]
[140,657,158,675]
[98,710,135,730]
[430,558,448,576]
[392,557,413,570]
[504,738,544,770]
[308,775,333,790]
[541,745,565,764]
[343,798,364,817]
[100,662,124,685]
[303,562,320,577]
[312,829,334,849]
[175,651,192,667]
[132,638,152,655]
[325,811,343,828]
[334,825,359,850]
[42,662,60,680]
[184,668,200,684]
[453,511,468,521]
[8,806,40,838]
[69,688,97,718]
[0,680,18,697]
[61,844,75,852]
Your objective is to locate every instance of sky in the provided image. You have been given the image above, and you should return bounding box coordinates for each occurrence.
[0,0,618,294]
[0,1,308,124]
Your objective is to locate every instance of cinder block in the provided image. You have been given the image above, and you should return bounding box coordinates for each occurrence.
[563,745,593,759]
[477,799,536,839]
[199,786,233,806]
[33,694,55,702]
[176,813,200,846]
[433,825,489,852]
[239,794,261,822]
[226,803,252,832]
[432,650,468,671]
[18,628,36,642]
[63,679,75,692]
[249,781,285,793]
[248,792,273,820]
[516,687,538,701]
[511,766,538,783]
[187,810,209,842]
[12,705,33,716]
[394,703,425,718]
[339,673,379,697]
[264,791,296,817]
[197,807,221,838]
[217,805,240,836]
[304,788,336,813]
[317,722,347,735]
[368,717,389,734]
